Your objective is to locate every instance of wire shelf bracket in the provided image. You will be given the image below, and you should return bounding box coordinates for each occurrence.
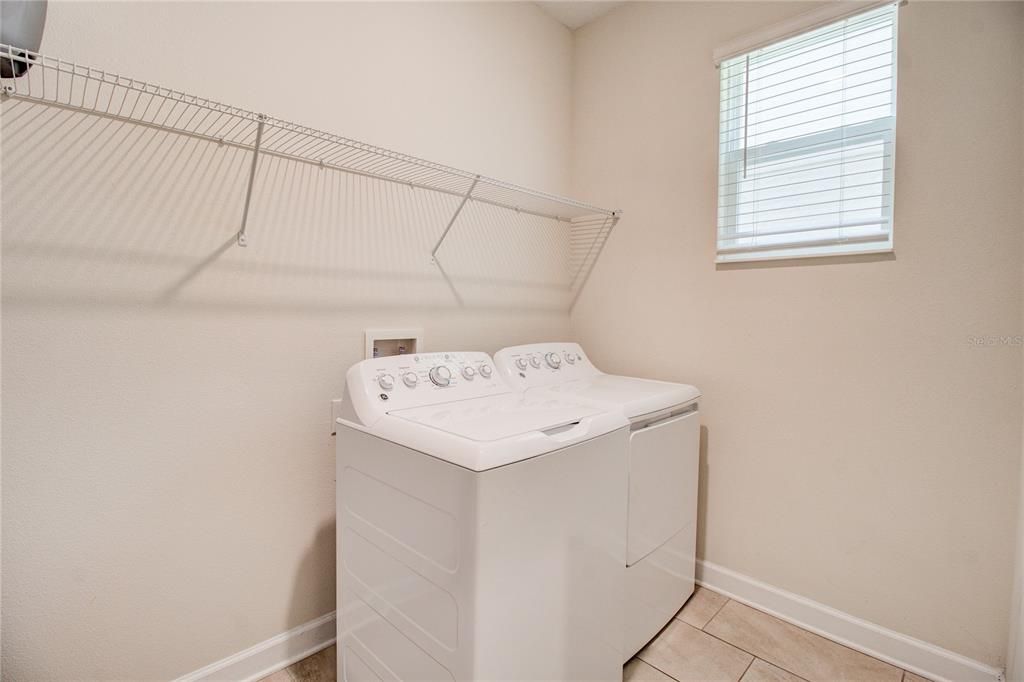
[431,174,480,264]
[0,43,621,307]
[237,115,266,247]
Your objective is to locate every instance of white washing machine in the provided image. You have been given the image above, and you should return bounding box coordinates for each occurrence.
[335,351,630,681]
[493,342,701,661]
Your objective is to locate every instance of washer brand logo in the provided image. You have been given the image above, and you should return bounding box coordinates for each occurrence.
[379,394,389,401]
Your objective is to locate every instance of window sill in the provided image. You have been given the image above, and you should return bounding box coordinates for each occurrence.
[716,242,894,265]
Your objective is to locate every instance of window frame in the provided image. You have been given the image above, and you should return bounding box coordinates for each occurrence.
[715,3,900,264]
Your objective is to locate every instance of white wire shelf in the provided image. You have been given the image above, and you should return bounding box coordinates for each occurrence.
[0,43,619,307]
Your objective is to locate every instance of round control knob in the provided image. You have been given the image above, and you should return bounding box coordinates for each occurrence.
[515,358,529,371]
[429,365,452,387]
[461,366,476,380]
[529,355,541,369]
[564,352,576,364]
[402,372,418,388]
[545,352,561,369]
[378,374,395,391]
[479,364,493,378]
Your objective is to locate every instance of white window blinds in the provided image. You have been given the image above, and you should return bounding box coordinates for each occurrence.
[716,3,898,262]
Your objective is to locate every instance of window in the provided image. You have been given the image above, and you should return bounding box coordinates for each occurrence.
[716,4,899,262]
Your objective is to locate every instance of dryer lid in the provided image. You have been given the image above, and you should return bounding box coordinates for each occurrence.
[493,343,700,418]
[544,375,700,420]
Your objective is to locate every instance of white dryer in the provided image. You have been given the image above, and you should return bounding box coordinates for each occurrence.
[493,342,701,661]
[335,351,630,681]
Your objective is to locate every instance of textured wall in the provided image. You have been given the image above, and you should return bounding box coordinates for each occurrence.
[1,2,575,678]
[571,1,1024,667]
[1007,38,1024,682]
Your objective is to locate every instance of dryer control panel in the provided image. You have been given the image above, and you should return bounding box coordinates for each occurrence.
[346,351,506,426]
[494,342,602,389]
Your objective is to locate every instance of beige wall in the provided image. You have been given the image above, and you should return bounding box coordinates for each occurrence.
[1011,448,1024,678]
[571,1,1024,668]
[1,2,574,679]
[5,1,1023,677]
[1008,45,1024,682]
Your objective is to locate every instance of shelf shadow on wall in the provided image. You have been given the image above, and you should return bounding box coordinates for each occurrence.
[2,100,583,313]
[156,236,238,304]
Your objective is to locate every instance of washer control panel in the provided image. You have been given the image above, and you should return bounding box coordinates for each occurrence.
[493,342,601,389]
[346,351,504,425]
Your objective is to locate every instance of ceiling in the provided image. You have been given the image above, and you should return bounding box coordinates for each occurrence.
[536,2,625,30]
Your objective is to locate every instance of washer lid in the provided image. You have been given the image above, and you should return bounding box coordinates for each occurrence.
[543,375,701,420]
[390,392,605,441]
[360,392,628,471]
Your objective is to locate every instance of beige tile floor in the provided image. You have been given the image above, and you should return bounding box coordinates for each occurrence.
[262,588,930,682]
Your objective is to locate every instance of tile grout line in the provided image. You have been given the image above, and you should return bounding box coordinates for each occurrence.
[699,622,811,682]
[700,593,732,632]
[635,612,695,682]
[641,657,686,682]
[702,590,913,682]
[697,598,811,682]
[661,617,773,682]
[695,621,764,660]
[737,655,756,682]
[698,597,763,679]
[664,618,766,678]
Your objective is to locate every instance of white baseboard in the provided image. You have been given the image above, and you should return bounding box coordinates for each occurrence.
[173,611,336,682]
[697,560,1004,682]
[171,563,1002,682]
